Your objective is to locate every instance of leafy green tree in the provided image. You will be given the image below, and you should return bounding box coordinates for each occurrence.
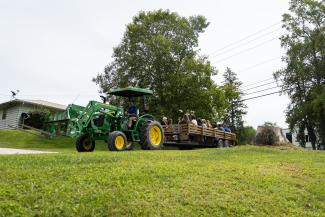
[222,67,247,132]
[274,0,325,149]
[237,126,256,145]
[93,10,226,121]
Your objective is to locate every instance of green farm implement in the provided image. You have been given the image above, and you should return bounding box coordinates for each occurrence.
[68,87,164,152]
[47,104,85,136]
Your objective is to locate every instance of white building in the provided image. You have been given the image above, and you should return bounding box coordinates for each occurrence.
[282,128,323,149]
[0,99,66,129]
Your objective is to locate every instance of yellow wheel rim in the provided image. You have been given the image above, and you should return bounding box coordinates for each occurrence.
[149,126,162,146]
[115,135,125,150]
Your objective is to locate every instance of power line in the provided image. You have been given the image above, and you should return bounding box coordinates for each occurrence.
[209,22,281,56]
[242,77,275,88]
[240,89,288,102]
[242,81,277,92]
[212,37,279,63]
[243,86,279,96]
[237,56,281,73]
[210,27,282,59]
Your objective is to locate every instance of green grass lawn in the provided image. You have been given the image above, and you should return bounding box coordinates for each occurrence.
[0,130,107,152]
[0,130,324,216]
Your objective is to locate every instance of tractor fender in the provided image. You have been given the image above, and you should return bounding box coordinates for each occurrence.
[134,114,155,131]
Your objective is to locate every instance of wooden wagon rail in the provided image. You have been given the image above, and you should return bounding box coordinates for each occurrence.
[163,123,236,147]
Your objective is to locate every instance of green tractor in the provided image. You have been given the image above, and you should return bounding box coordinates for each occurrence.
[69,87,164,152]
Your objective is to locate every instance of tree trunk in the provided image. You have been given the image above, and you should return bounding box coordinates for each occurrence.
[306,124,317,150]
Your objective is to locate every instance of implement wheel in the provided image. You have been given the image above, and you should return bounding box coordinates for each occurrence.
[140,121,164,150]
[76,134,95,152]
[108,131,127,151]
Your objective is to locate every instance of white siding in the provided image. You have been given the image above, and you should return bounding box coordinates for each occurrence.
[0,105,37,129]
[0,101,64,130]
[0,106,21,129]
[282,128,317,149]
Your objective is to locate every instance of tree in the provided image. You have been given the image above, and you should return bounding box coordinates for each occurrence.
[237,126,256,145]
[255,122,280,146]
[222,67,247,132]
[93,10,226,121]
[274,0,325,149]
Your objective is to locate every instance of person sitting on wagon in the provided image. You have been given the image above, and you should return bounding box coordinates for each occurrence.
[207,120,212,128]
[179,113,190,124]
[224,126,231,132]
[162,116,168,126]
[201,119,207,128]
[215,123,224,131]
[191,115,198,126]
[128,100,137,128]
[197,118,202,126]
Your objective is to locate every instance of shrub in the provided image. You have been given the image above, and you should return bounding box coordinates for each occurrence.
[22,110,50,130]
[237,126,256,145]
[255,127,279,146]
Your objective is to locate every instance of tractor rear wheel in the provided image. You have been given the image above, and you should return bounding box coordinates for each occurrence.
[140,121,164,150]
[108,131,127,151]
[76,134,95,152]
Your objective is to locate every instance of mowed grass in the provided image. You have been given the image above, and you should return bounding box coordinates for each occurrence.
[0,130,107,152]
[0,130,324,216]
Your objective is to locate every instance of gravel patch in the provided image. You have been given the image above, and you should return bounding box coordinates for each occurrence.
[0,148,57,155]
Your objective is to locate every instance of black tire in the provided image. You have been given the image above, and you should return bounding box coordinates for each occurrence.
[108,131,127,151]
[126,141,134,150]
[213,138,219,148]
[76,134,95,152]
[218,139,224,148]
[179,146,193,150]
[140,121,164,150]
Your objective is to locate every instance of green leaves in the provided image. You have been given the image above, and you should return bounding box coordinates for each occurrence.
[221,68,247,133]
[94,10,224,121]
[275,0,325,146]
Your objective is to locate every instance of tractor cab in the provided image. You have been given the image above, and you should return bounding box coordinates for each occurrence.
[108,87,154,129]
[108,86,153,114]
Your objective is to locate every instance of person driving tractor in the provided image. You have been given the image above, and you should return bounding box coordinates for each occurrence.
[128,99,137,128]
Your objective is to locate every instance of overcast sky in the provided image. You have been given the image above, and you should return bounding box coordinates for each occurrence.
[0,0,291,128]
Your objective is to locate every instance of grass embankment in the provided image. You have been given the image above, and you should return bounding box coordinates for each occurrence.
[0,130,106,152]
[0,130,324,216]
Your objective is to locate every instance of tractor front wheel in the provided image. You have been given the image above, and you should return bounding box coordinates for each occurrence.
[76,134,95,152]
[108,131,127,151]
[140,121,164,150]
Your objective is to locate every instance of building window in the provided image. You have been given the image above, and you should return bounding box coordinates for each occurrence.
[2,109,7,120]
[305,135,309,142]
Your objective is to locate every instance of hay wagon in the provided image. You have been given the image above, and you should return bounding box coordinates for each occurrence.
[163,123,236,149]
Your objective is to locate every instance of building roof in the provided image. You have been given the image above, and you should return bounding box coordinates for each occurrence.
[0,99,67,111]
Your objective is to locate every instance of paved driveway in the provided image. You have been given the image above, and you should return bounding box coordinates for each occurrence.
[0,148,57,155]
